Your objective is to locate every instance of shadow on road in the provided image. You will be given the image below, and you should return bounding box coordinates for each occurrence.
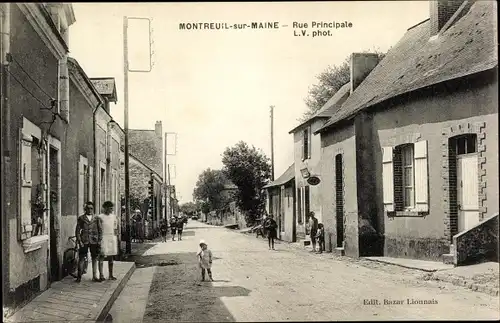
[141,252,251,322]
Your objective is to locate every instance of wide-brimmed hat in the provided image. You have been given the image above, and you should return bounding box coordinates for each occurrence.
[199,239,206,246]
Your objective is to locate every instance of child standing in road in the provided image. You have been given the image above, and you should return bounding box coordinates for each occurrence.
[197,240,213,281]
[315,223,325,254]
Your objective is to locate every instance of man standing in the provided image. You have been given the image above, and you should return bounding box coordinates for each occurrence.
[97,201,118,281]
[308,211,319,252]
[75,202,102,283]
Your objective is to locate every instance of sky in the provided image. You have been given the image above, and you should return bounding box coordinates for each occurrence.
[69,1,430,204]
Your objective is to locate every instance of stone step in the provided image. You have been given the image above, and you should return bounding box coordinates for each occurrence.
[442,253,455,265]
[333,247,345,256]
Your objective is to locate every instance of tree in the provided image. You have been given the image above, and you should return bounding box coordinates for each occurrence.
[179,201,198,216]
[221,141,271,225]
[192,168,227,212]
[301,50,386,121]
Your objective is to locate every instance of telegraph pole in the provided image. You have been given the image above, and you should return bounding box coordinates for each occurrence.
[123,16,131,254]
[270,105,275,181]
[123,16,152,254]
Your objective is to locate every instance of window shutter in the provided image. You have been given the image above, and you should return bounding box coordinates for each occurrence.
[89,166,94,203]
[382,146,394,212]
[78,160,84,214]
[414,140,429,212]
[20,132,33,238]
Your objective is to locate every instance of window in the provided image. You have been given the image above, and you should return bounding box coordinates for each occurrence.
[382,140,429,213]
[455,135,477,155]
[401,145,415,209]
[100,168,106,207]
[302,127,311,160]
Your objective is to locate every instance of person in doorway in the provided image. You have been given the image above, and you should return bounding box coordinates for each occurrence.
[170,216,177,241]
[315,223,325,254]
[308,212,319,252]
[97,201,118,281]
[160,218,168,243]
[197,240,213,281]
[264,214,278,250]
[75,201,102,283]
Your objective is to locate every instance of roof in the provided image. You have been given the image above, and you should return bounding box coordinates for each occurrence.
[264,164,295,189]
[67,57,104,106]
[317,0,497,133]
[289,83,350,134]
[90,78,118,103]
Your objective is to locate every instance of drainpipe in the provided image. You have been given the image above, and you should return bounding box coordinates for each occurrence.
[1,2,11,302]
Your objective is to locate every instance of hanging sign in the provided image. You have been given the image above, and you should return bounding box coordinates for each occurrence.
[307,176,321,186]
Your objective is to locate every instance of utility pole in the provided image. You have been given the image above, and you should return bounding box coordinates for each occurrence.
[123,16,152,254]
[270,105,275,181]
[164,132,168,221]
[123,16,131,254]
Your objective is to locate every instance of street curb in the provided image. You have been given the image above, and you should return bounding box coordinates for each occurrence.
[363,258,440,272]
[425,272,500,297]
[94,262,136,322]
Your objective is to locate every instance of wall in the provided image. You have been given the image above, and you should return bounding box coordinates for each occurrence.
[293,119,326,238]
[6,4,66,304]
[56,69,95,280]
[128,129,163,177]
[319,122,358,255]
[283,183,296,242]
[454,213,498,265]
[371,72,498,261]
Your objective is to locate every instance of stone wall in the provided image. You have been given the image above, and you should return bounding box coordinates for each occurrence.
[454,213,499,266]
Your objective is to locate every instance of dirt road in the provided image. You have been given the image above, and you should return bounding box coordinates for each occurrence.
[111,221,499,322]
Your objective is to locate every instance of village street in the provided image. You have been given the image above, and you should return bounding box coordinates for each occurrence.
[108,221,499,322]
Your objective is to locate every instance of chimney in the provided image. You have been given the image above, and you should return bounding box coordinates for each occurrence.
[350,53,380,94]
[155,121,162,138]
[430,0,467,37]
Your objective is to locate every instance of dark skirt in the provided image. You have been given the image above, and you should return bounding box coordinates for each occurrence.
[171,228,177,234]
[267,229,277,239]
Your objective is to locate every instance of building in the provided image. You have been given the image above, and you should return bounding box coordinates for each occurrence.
[2,3,76,308]
[120,149,163,238]
[128,121,163,176]
[264,164,296,242]
[90,77,122,217]
[315,0,498,262]
[288,80,353,246]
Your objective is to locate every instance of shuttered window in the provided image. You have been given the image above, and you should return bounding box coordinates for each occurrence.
[382,146,394,212]
[89,166,94,202]
[382,141,429,213]
[414,141,429,212]
[302,127,311,160]
[78,158,85,214]
[20,132,34,239]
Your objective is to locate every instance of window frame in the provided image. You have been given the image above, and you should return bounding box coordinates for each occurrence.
[400,144,415,210]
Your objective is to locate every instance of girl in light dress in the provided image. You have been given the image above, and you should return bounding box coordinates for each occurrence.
[98,201,118,281]
[197,240,213,282]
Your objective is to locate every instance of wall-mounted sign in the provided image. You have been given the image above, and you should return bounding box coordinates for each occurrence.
[300,168,310,179]
[307,176,321,186]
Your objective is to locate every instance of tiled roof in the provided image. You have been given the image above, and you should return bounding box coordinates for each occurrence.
[318,1,497,132]
[288,83,350,134]
[264,163,295,189]
[90,78,117,102]
[313,83,351,118]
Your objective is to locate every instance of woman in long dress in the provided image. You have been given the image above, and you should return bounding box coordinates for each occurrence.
[98,201,118,281]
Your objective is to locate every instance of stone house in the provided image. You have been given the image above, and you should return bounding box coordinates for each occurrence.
[264,164,296,242]
[315,0,498,262]
[2,3,76,309]
[288,81,352,245]
[120,149,163,238]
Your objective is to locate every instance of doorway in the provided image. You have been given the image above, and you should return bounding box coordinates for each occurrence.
[335,154,344,248]
[454,135,479,232]
[49,146,59,282]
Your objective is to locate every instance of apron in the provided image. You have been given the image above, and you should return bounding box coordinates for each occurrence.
[99,214,118,256]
